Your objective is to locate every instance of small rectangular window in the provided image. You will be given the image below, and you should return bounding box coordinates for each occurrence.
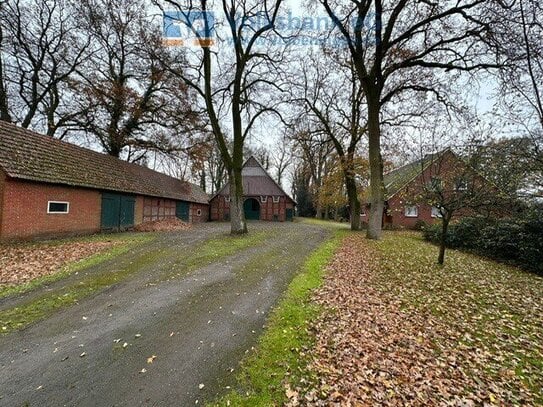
[405,205,418,218]
[261,196,268,203]
[48,201,69,214]
[456,179,468,192]
[431,206,443,218]
[273,196,280,203]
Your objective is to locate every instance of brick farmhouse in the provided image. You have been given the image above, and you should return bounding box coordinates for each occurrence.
[0,122,209,240]
[363,149,484,229]
[209,157,296,222]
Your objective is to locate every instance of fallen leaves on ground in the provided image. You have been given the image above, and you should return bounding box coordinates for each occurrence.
[295,233,542,406]
[134,218,191,233]
[0,240,118,287]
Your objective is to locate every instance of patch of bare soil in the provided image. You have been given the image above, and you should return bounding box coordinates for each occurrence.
[295,234,532,406]
[0,240,117,287]
[134,218,191,233]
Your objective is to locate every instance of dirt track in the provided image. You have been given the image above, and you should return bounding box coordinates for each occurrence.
[0,222,329,407]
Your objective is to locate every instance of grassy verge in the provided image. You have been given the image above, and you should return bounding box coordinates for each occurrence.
[209,229,346,407]
[296,217,350,230]
[371,232,543,403]
[0,233,153,299]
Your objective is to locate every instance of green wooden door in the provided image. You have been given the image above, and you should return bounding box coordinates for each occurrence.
[286,208,294,222]
[101,193,120,230]
[244,199,260,220]
[176,201,190,222]
[101,193,135,230]
[119,196,135,229]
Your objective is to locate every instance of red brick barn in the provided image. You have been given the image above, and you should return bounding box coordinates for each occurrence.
[0,122,209,240]
[363,149,489,229]
[209,157,296,222]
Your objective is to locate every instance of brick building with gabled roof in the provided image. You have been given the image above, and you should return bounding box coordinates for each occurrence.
[209,156,296,222]
[363,149,482,229]
[0,122,209,240]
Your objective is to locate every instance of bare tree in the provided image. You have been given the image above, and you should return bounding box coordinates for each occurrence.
[69,0,201,161]
[493,0,543,181]
[158,0,286,235]
[317,0,502,239]
[294,50,367,230]
[0,0,88,136]
[272,132,292,187]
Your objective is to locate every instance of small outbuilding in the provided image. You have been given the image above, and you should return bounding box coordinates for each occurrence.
[0,122,209,240]
[209,157,296,222]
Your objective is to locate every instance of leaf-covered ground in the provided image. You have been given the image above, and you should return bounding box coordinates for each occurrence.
[0,238,120,287]
[296,232,543,406]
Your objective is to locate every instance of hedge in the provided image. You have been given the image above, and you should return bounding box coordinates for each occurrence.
[423,213,543,274]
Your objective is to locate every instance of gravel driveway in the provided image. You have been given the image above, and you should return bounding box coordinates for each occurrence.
[0,222,329,406]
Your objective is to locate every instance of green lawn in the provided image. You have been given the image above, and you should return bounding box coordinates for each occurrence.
[371,232,543,403]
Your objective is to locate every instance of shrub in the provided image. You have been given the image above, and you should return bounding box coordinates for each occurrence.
[423,214,543,274]
[413,220,429,231]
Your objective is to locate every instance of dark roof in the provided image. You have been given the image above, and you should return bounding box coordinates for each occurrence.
[0,121,209,204]
[213,156,296,203]
[382,150,450,200]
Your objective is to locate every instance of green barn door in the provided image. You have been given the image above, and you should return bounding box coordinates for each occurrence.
[176,201,190,222]
[101,193,121,230]
[101,193,135,231]
[286,208,294,222]
[244,199,260,220]
[120,196,135,229]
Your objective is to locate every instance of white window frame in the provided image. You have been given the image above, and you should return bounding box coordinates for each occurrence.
[404,205,419,218]
[196,209,202,217]
[360,209,367,217]
[47,201,70,214]
[431,206,443,218]
[225,196,231,203]
[272,196,280,203]
[260,196,268,203]
[456,179,468,192]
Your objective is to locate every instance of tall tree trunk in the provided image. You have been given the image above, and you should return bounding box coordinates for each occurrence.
[315,201,323,220]
[346,176,361,231]
[0,32,12,123]
[366,96,385,240]
[438,217,451,265]
[229,166,247,235]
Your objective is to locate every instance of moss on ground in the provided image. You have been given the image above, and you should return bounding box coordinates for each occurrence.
[209,229,346,407]
[0,231,274,335]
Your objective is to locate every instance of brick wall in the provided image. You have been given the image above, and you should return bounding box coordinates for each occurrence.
[210,195,294,222]
[1,178,101,240]
[190,203,209,223]
[0,171,5,236]
[380,151,473,229]
[142,197,177,223]
[210,196,229,221]
[134,196,144,225]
